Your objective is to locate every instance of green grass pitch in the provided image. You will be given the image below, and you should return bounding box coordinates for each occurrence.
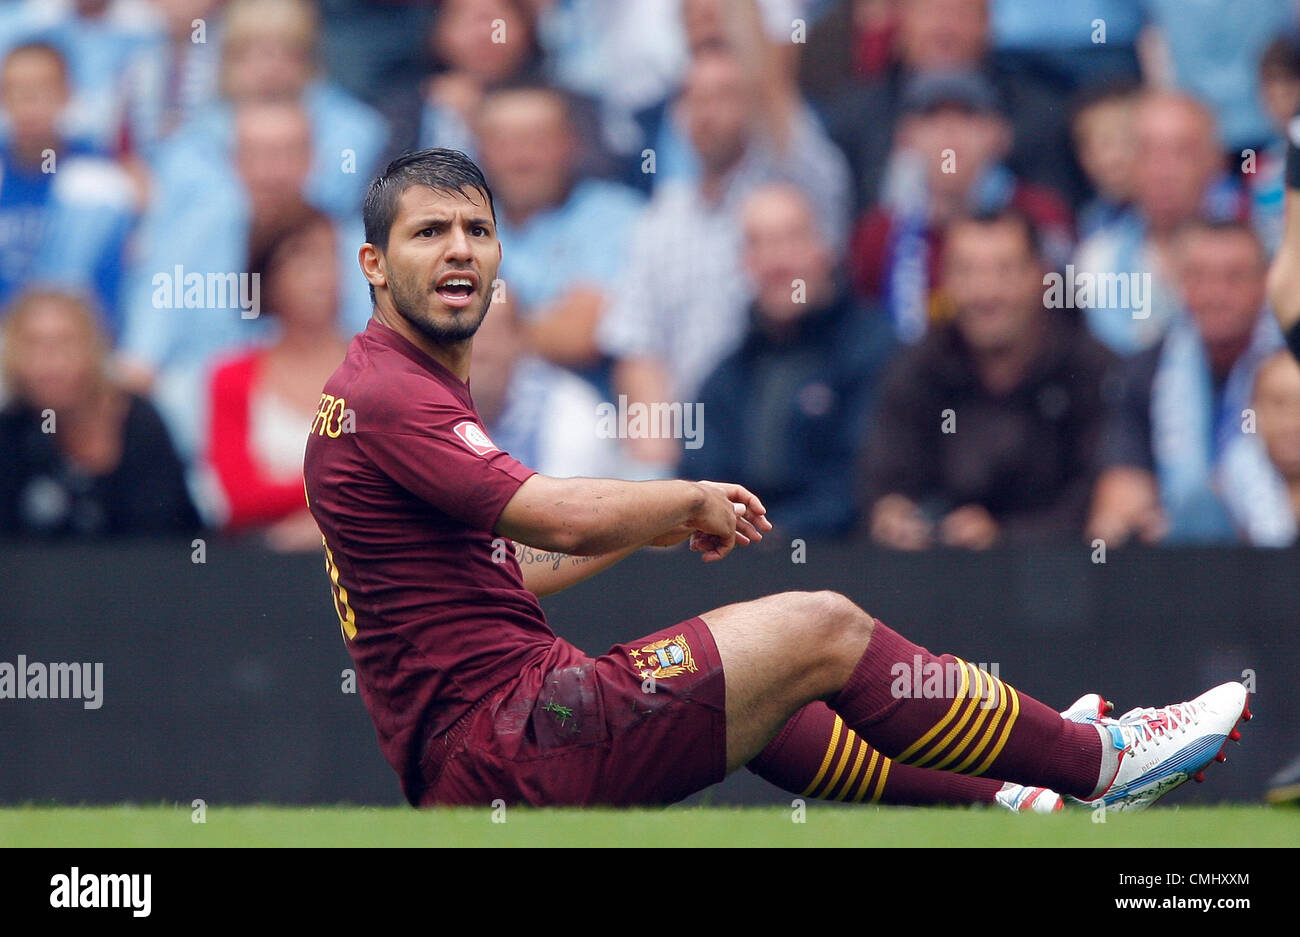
[1,805,1295,847]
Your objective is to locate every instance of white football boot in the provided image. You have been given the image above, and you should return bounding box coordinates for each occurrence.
[1077,682,1252,812]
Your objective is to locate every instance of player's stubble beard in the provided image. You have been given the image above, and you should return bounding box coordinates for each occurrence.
[388,266,492,346]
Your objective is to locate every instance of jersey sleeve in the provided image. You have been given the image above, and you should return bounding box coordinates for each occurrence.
[355,396,536,532]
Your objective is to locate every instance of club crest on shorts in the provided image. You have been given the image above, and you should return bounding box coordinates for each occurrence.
[628,634,698,679]
[453,420,500,456]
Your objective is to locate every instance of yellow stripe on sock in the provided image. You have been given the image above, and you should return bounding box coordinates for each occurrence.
[911,663,985,769]
[801,715,843,797]
[949,676,1011,774]
[896,657,973,764]
[870,755,892,803]
[852,749,882,802]
[818,726,858,799]
[971,685,1020,776]
[930,667,1000,772]
[834,737,870,801]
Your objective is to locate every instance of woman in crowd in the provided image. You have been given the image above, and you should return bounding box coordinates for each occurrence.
[203,209,348,550]
[0,288,198,536]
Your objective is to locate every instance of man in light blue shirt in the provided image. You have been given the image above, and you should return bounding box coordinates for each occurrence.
[475,84,645,390]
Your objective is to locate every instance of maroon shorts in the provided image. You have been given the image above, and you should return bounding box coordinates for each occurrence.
[416,617,727,806]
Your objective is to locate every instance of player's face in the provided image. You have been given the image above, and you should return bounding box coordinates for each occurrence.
[381,184,500,345]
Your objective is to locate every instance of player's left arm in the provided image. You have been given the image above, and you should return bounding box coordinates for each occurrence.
[511,526,692,598]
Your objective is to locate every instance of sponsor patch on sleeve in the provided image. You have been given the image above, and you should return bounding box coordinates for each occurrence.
[453,420,501,456]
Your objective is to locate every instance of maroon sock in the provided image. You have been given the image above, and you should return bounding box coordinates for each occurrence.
[748,702,1004,805]
[827,620,1112,800]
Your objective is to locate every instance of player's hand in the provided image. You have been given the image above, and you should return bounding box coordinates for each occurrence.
[686,480,772,562]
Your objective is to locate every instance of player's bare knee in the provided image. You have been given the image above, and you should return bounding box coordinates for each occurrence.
[787,590,873,655]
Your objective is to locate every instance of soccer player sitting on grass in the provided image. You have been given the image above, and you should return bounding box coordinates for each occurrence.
[303,148,1251,812]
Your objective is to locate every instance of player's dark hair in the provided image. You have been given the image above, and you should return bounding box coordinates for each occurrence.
[363,148,495,251]
[361,148,496,304]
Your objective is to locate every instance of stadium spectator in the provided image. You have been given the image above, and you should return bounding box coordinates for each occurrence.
[1088,220,1283,546]
[819,0,1075,213]
[142,0,388,222]
[117,0,225,161]
[473,84,645,384]
[0,42,137,336]
[0,288,198,537]
[470,297,625,480]
[201,209,344,547]
[597,37,851,474]
[382,0,544,162]
[1247,34,1300,256]
[116,99,372,462]
[683,183,896,537]
[626,0,818,194]
[848,69,1072,342]
[1071,91,1240,356]
[861,209,1116,549]
[0,0,157,154]
[1141,0,1294,156]
[1070,82,1139,240]
[1218,349,1300,546]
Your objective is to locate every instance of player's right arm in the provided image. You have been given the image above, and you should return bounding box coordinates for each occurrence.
[496,475,771,564]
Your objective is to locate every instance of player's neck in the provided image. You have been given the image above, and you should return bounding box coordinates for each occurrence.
[372,306,472,383]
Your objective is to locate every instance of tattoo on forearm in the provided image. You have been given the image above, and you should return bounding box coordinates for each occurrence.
[513,543,596,572]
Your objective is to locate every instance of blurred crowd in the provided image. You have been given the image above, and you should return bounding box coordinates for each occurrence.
[3,0,1300,552]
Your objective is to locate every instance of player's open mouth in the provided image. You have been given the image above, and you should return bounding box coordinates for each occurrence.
[434,273,478,307]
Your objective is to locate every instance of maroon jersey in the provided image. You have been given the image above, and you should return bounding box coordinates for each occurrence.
[303,319,552,801]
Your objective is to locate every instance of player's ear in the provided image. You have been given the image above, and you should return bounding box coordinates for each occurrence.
[359,243,387,290]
